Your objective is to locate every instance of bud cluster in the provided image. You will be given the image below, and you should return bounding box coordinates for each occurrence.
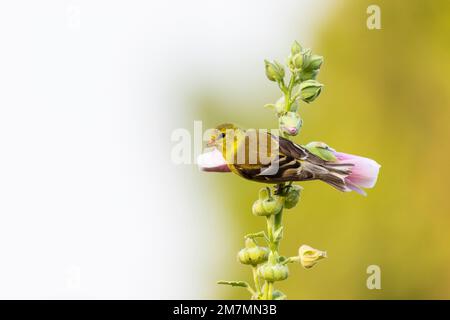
[264,41,324,137]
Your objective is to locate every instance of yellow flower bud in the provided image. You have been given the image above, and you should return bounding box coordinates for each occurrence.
[298,245,327,269]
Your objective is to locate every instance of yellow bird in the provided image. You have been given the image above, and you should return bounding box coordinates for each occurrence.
[198,123,380,195]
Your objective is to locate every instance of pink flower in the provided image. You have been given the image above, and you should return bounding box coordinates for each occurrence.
[333,151,381,196]
[197,148,231,172]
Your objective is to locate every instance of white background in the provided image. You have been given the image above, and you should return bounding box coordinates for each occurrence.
[0,0,331,298]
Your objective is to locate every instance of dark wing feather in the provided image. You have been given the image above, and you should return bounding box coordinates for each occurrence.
[233,132,353,190]
[274,134,309,160]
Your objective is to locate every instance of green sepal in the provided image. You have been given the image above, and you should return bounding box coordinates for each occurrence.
[291,41,302,55]
[304,142,337,161]
[273,226,284,242]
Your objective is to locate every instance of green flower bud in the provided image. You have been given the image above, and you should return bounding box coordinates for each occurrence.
[264,60,285,82]
[237,238,269,266]
[258,252,289,282]
[291,41,302,55]
[252,199,267,216]
[272,290,287,300]
[293,53,303,69]
[252,188,283,216]
[287,53,303,72]
[284,185,302,209]
[308,54,323,70]
[298,245,327,269]
[301,48,312,68]
[299,69,319,82]
[300,80,323,103]
[262,196,283,215]
[279,112,302,136]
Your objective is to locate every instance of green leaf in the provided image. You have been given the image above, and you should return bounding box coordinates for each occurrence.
[244,231,266,239]
[217,280,249,288]
[264,103,276,111]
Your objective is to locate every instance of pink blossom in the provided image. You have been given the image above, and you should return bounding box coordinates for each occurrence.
[334,151,381,196]
[197,148,231,172]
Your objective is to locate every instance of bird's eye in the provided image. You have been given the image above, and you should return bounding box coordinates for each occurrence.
[218,132,226,139]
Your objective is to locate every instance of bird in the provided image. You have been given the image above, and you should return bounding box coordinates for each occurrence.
[198,123,380,195]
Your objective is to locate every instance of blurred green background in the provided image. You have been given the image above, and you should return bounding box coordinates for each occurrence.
[189,0,450,299]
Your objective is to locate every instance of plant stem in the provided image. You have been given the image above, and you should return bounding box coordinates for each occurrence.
[268,282,274,300]
[260,74,296,300]
[284,74,296,112]
[274,209,283,250]
[252,266,261,298]
[266,215,276,251]
[263,281,269,299]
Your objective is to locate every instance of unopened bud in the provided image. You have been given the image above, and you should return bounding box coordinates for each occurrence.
[279,112,302,136]
[258,252,289,282]
[283,185,302,209]
[293,53,303,69]
[272,290,287,300]
[264,60,285,82]
[237,238,269,266]
[300,80,323,103]
[252,187,283,216]
[291,41,302,55]
[308,54,323,70]
[299,69,319,82]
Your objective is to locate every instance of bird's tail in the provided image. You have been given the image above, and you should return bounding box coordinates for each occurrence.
[318,152,381,196]
[317,162,354,193]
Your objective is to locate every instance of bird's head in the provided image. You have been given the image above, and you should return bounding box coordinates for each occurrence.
[206,123,243,147]
[206,123,247,164]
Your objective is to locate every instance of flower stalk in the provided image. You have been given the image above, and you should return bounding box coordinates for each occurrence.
[218,41,328,299]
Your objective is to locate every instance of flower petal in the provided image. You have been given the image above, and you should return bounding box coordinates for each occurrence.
[197,148,231,172]
[334,152,381,189]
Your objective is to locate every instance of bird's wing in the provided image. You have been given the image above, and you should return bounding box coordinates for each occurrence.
[274,134,338,166]
[231,132,354,190]
[231,132,306,182]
